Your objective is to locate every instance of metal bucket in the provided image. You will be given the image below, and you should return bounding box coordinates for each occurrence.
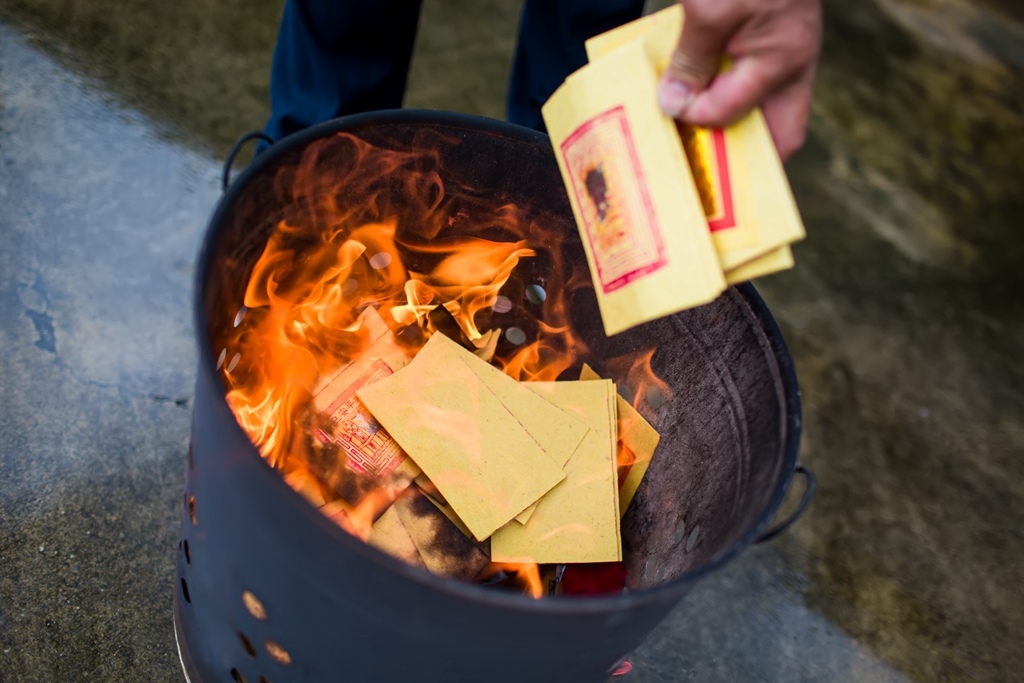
[175,110,813,683]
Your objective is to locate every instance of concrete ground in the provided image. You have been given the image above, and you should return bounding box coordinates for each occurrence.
[0,0,1021,681]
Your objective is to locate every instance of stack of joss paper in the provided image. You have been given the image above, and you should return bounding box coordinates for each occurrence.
[542,5,806,335]
[302,307,660,586]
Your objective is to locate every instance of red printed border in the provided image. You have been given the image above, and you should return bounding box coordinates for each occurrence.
[707,129,736,232]
[322,359,392,417]
[562,106,667,294]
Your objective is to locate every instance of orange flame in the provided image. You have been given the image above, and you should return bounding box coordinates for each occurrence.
[340,487,405,542]
[407,237,535,340]
[220,135,574,476]
[478,562,545,599]
[601,349,670,482]
[616,444,639,485]
[604,348,672,414]
[216,132,667,593]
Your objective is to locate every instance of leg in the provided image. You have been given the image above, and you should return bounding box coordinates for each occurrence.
[264,0,424,142]
[507,0,647,132]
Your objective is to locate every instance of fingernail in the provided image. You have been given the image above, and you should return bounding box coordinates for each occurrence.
[658,78,695,118]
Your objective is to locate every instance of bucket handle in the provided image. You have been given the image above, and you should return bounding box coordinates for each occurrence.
[756,465,816,543]
[222,131,275,192]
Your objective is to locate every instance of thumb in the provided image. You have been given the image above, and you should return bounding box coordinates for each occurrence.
[658,2,739,119]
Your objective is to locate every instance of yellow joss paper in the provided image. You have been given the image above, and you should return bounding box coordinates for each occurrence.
[579,364,660,516]
[314,305,390,393]
[586,6,805,276]
[392,489,490,581]
[452,342,590,523]
[414,473,477,540]
[356,333,566,541]
[725,246,794,285]
[491,380,621,564]
[311,307,421,490]
[368,505,426,569]
[542,39,725,336]
[701,114,805,273]
[313,306,413,417]
[584,1,680,51]
[471,328,502,363]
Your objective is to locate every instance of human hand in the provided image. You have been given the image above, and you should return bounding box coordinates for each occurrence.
[657,0,822,159]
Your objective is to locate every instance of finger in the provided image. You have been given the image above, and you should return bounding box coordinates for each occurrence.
[681,56,782,128]
[658,0,744,118]
[760,68,815,160]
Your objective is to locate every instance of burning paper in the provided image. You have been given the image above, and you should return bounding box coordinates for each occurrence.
[392,488,489,581]
[283,467,328,507]
[542,39,725,336]
[413,473,477,540]
[368,505,427,569]
[471,327,501,363]
[219,129,681,598]
[308,307,421,505]
[580,364,660,516]
[491,380,621,564]
[356,333,566,542]
[584,5,806,278]
[313,305,390,393]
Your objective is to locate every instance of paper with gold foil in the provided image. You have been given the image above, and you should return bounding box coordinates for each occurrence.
[542,40,725,336]
[585,5,805,276]
[678,124,724,222]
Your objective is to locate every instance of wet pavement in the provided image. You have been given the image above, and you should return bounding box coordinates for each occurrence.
[1,1,1021,681]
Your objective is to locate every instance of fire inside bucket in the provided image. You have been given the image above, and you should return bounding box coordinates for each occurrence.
[178,112,802,683]
[213,130,675,597]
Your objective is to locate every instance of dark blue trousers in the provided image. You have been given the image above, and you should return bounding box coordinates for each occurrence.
[263,0,646,142]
